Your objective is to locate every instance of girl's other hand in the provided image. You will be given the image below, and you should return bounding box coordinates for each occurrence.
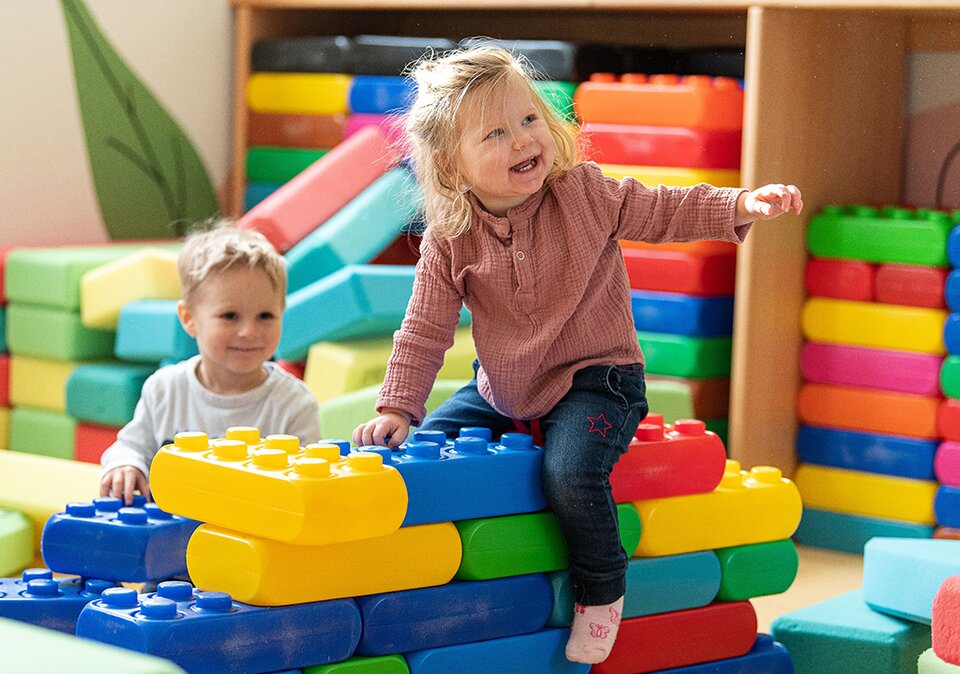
[352,409,413,449]
[739,184,803,221]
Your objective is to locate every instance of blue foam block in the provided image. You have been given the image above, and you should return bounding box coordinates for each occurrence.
[115,300,197,363]
[796,424,937,481]
[245,181,282,211]
[41,498,199,583]
[547,552,721,626]
[355,574,552,656]
[405,628,589,674]
[630,290,734,337]
[358,431,546,526]
[65,362,156,427]
[936,485,960,527]
[863,537,960,624]
[286,168,419,292]
[793,508,934,554]
[771,589,930,674]
[0,568,116,633]
[348,75,415,114]
[655,634,793,673]
[76,584,361,673]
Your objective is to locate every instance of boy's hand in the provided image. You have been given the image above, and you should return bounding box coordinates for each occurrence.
[353,409,412,449]
[738,184,803,223]
[100,466,150,505]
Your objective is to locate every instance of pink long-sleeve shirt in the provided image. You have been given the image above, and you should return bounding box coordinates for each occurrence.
[377,162,749,424]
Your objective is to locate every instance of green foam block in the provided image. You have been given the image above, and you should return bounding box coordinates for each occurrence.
[10,406,77,459]
[638,331,732,378]
[716,538,799,601]
[7,303,115,361]
[0,508,33,576]
[304,655,409,674]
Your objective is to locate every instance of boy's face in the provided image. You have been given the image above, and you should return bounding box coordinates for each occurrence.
[177,266,284,392]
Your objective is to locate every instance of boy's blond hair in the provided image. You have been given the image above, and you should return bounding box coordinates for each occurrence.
[177,225,287,305]
[403,45,579,239]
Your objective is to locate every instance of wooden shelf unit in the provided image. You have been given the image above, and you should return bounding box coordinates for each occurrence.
[230,0,960,474]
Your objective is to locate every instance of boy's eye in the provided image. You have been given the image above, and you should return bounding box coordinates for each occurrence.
[220,312,237,320]
[258,312,276,320]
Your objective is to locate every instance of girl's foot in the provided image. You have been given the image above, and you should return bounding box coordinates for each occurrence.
[565,595,624,664]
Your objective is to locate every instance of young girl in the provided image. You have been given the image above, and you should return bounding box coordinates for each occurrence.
[353,46,802,664]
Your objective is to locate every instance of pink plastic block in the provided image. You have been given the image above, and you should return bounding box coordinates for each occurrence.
[936,442,960,487]
[343,113,407,147]
[804,258,874,301]
[237,126,398,252]
[800,342,943,396]
[610,414,727,502]
[933,575,960,665]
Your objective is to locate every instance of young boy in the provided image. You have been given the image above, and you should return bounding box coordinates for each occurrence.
[100,225,320,504]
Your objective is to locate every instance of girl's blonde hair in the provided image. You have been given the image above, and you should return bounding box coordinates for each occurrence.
[403,45,579,238]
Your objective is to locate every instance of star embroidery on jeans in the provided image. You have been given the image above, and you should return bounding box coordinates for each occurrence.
[587,413,612,437]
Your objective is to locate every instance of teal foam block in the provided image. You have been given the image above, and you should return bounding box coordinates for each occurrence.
[115,300,197,363]
[546,551,720,626]
[279,265,470,361]
[863,538,960,624]
[7,303,115,361]
[794,507,935,554]
[65,362,156,427]
[286,168,419,292]
[771,589,931,674]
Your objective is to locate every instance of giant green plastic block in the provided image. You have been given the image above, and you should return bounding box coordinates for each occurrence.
[305,655,409,674]
[534,80,577,122]
[715,538,799,601]
[6,303,115,361]
[246,146,329,183]
[638,332,732,378]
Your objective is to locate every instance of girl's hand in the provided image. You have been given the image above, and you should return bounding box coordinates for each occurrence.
[100,465,150,505]
[738,184,803,223]
[352,409,413,449]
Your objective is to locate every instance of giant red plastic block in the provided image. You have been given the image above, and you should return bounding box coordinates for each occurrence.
[939,400,960,442]
[592,601,757,674]
[611,415,726,502]
[875,264,947,309]
[804,258,874,302]
[621,248,736,296]
[934,575,960,665]
[237,126,398,252]
[580,123,741,169]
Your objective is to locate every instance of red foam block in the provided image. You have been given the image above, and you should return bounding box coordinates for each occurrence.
[74,423,120,465]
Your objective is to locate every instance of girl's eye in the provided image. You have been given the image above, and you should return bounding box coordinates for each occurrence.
[523,114,537,125]
[486,128,504,140]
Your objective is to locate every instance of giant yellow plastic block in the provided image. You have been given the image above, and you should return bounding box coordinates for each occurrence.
[247,73,351,115]
[151,430,408,545]
[186,521,461,605]
[304,326,476,404]
[633,460,801,557]
[9,355,81,412]
[795,463,937,525]
[600,165,740,188]
[802,297,946,355]
[80,248,180,329]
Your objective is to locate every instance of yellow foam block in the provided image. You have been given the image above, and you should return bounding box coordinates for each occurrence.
[80,248,180,330]
[633,460,802,557]
[0,451,101,554]
[304,326,476,404]
[795,463,937,525]
[9,356,81,412]
[247,72,351,115]
[151,429,407,545]
[187,521,461,605]
[0,406,10,448]
[600,165,741,187]
[802,297,946,355]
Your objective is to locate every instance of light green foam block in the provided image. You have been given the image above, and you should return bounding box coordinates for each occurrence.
[644,378,695,422]
[0,508,33,576]
[7,303,115,361]
[919,648,960,673]
[305,655,409,673]
[10,406,77,459]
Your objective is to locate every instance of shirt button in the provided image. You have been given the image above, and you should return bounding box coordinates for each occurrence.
[516,251,525,261]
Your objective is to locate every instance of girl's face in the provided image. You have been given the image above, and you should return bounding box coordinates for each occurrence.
[455,77,556,217]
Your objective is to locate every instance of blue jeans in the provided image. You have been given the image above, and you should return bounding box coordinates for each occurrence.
[419,360,648,605]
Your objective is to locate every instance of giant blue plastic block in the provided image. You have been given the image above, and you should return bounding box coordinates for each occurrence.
[547,552,721,626]
[863,537,960,624]
[286,168,419,292]
[357,431,546,526]
[355,574,552,656]
[793,508,934,554]
[796,424,937,481]
[348,75,415,114]
[771,589,930,674]
[0,568,116,633]
[655,634,793,673]
[65,362,156,427]
[936,486,960,527]
[945,313,960,355]
[630,290,734,337]
[115,300,197,363]
[947,270,960,312]
[41,498,199,583]
[405,627,589,674]
[948,225,960,268]
[76,584,361,674]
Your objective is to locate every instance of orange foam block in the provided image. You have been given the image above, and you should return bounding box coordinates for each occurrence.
[797,382,940,440]
[933,575,960,665]
[237,125,397,252]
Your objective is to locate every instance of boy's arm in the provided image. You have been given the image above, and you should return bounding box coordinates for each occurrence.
[100,383,158,481]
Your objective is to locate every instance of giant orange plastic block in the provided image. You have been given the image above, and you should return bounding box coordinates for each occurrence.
[237,126,398,252]
[186,521,461,605]
[574,74,743,130]
[633,460,802,557]
[797,382,940,440]
[150,431,407,545]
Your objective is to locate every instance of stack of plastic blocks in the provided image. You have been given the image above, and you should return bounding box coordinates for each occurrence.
[934,223,960,541]
[794,205,956,552]
[0,568,117,633]
[919,574,960,672]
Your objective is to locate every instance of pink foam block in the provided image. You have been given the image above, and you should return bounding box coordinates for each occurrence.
[936,442,960,487]
[343,113,408,148]
[800,341,943,395]
[237,125,398,252]
[933,575,960,665]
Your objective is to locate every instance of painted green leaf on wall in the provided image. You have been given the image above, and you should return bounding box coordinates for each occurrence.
[60,0,219,239]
